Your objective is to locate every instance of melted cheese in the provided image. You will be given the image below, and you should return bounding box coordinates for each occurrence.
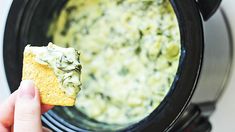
[49,0,180,124]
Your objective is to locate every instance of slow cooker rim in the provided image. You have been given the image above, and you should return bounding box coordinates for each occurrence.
[123,0,204,131]
[3,0,204,131]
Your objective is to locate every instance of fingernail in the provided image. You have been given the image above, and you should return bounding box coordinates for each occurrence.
[19,80,35,100]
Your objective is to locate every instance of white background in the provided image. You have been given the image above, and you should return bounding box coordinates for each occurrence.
[0,0,12,101]
[0,0,234,131]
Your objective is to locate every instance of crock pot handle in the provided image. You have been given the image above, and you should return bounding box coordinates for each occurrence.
[197,0,222,21]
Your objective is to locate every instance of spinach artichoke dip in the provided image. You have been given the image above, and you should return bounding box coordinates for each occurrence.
[27,43,82,97]
[48,0,181,124]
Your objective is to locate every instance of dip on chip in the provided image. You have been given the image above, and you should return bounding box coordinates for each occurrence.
[48,0,180,124]
[22,42,82,106]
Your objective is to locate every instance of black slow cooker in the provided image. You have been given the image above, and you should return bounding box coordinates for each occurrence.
[3,0,233,131]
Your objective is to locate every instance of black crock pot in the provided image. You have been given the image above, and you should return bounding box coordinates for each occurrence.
[3,0,227,131]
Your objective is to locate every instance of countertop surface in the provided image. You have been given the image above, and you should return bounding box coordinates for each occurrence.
[0,0,235,131]
[210,1,235,131]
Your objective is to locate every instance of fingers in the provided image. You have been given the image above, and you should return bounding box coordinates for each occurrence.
[14,80,42,132]
[0,90,18,128]
[42,127,52,132]
[0,124,9,132]
[41,104,54,113]
[0,80,54,132]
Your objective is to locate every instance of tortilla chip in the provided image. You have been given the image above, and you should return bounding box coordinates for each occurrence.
[22,51,76,106]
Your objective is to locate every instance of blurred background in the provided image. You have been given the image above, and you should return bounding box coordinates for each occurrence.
[0,0,235,131]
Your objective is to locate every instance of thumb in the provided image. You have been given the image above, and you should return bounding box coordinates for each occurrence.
[14,80,42,132]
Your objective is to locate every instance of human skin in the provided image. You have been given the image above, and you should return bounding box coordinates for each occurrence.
[0,80,53,132]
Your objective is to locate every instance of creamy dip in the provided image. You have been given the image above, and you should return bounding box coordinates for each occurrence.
[25,43,82,96]
[49,0,180,124]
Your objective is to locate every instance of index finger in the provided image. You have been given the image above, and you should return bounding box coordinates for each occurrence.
[41,104,54,113]
[0,90,18,128]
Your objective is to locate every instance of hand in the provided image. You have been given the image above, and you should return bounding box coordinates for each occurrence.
[0,80,54,132]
